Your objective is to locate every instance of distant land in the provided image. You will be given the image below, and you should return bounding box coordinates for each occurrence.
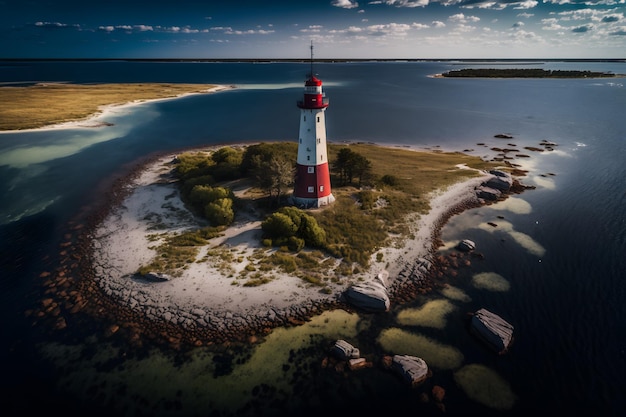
[440,68,620,78]
[0,58,625,64]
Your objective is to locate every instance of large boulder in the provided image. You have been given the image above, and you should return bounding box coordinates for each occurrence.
[344,279,390,312]
[390,355,430,387]
[476,186,501,201]
[485,171,513,191]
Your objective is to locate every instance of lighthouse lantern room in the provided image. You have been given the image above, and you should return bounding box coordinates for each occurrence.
[292,42,335,208]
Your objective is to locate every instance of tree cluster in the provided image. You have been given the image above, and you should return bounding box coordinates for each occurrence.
[441,68,615,78]
[241,143,296,206]
[175,147,243,226]
[332,147,373,187]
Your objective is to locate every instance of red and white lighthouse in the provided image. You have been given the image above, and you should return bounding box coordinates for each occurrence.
[292,43,335,208]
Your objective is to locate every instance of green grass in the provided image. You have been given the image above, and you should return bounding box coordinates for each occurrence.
[137,141,500,286]
[0,83,217,131]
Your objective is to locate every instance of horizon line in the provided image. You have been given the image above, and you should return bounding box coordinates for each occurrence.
[1,57,625,62]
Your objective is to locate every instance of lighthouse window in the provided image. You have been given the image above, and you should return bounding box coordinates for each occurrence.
[308,186,314,193]
[303,116,306,122]
[308,167,314,173]
[320,186,324,192]
[317,116,320,123]
[307,156,310,161]
[317,138,321,144]
[320,154,324,161]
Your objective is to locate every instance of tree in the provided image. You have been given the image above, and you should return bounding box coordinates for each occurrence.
[210,147,243,181]
[332,148,372,186]
[351,153,372,187]
[250,153,294,204]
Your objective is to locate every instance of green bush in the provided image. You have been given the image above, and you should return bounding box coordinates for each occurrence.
[205,198,234,226]
[261,212,298,238]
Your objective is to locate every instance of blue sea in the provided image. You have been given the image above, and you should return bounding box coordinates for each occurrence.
[0,60,624,417]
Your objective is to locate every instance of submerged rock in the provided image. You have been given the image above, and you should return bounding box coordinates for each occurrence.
[469,308,514,354]
[388,354,430,387]
[457,239,476,252]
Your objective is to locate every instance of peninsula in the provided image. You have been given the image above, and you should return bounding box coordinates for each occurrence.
[0,82,229,132]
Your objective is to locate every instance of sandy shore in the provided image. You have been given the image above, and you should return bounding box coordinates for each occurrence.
[0,85,233,134]
[88,150,491,343]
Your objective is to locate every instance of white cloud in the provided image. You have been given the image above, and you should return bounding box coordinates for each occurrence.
[432,20,447,28]
[449,13,481,23]
[332,0,360,8]
[300,25,324,33]
[380,0,430,6]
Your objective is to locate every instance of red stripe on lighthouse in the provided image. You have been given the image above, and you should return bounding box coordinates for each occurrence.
[294,163,332,198]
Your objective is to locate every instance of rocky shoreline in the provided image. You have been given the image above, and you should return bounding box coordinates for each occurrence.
[28,149,528,351]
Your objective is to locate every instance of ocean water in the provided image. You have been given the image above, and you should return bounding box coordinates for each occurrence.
[0,60,624,416]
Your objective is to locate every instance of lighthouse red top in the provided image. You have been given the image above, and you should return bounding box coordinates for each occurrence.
[297,75,329,110]
[297,45,329,110]
[305,76,322,87]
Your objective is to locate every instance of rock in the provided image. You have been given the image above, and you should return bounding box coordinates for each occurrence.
[391,355,430,387]
[457,239,475,252]
[348,358,368,370]
[344,279,390,312]
[476,186,501,200]
[485,174,513,191]
[142,272,172,282]
[330,339,360,361]
[432,385,446,402]
[469,308,514,354]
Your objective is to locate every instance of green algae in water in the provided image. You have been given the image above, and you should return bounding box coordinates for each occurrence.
[38,309,362,415]
[440,284,472,302]
[377,327,463,370]
[454,363,517,410]
[472,272,510,292]
[395,298,457,329]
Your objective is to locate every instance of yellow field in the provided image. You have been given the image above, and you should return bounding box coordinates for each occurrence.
[0,82,217,131]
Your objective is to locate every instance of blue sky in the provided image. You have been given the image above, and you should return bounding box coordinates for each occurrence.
[1,0,625,59]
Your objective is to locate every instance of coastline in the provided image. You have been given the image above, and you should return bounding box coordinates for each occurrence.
[0,84,233,134]
[57,147,493,347]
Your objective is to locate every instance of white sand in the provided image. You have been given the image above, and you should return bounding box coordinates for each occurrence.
[92,152,490,317]
[94,155,487,313]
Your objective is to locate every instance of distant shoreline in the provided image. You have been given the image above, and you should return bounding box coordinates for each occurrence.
[436,68,623,79]
[2,57,625,64]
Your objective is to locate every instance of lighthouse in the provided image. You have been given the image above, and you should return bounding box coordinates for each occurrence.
[292,43,335,208]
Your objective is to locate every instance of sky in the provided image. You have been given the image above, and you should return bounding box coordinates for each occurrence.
[1,0,625,59]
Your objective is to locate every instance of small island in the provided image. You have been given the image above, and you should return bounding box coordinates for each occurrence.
[19,81,536,349]
[440,68,619,78]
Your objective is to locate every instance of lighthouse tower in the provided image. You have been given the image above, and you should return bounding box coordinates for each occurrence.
[292,43,335,208]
